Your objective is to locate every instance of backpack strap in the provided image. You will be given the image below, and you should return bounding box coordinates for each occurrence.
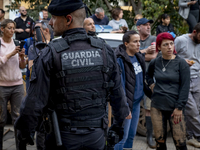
[48,38,69,53]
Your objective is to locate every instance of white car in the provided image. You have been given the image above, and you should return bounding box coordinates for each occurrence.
[97,33,123,49]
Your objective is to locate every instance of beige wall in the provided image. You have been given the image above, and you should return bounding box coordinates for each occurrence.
[3,0,11,19]
[0,0,3,9]
[1,0,29,19]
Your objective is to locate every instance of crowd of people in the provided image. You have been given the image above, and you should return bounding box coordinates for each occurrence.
[0,1,200,149]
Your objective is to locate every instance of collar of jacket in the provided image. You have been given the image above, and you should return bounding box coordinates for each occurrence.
[62,28,87,38]
[87,31,96,36]
[116,44,141,63]
[115,44,145,69]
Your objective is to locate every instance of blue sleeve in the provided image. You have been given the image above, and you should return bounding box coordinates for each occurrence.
[24,39,28,55]
[117,58,126,94]
[106,16,109,25]
[28,45,38,61]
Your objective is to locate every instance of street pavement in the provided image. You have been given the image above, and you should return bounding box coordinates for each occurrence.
[3,125,200,150]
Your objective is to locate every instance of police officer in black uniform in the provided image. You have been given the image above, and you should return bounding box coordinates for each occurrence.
[15,0,130,149]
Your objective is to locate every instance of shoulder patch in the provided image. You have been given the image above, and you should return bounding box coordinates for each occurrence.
[89,36,103,49]
[48,38,69,53]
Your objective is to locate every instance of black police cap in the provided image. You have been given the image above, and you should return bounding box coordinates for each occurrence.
[48,0,84,16]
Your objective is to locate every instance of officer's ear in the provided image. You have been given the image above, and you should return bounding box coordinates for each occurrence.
[65,15,73,25]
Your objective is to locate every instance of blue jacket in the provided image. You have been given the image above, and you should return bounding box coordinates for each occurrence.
[115,44,152,110]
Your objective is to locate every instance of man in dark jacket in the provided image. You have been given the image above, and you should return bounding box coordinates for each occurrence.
[15,0,129,150]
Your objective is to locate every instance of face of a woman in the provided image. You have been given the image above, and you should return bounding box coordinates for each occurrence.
[158,39,174,57]
[118,10,123,19]
[1,23,15,38]
[125,34,140,55]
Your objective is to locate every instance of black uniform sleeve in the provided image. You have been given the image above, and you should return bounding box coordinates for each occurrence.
[146,58,156,86]
[106,45,129,124]
[14,47,53,134]
[175,58,190,109]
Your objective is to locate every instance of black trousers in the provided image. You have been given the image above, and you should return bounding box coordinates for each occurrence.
[151,107,187,150]
[45,127,105,150]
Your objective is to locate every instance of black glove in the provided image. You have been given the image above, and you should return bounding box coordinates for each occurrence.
[17,130,34,146]
[107,123,124,147]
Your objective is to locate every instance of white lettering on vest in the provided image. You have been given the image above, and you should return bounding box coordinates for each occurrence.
[63,50,101,67]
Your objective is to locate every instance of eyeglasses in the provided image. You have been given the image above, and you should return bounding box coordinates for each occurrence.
[21,10,27,12]
[134,19,138,22]
[162,42,174,47]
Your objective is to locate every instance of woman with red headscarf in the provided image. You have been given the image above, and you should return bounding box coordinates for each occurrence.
[146,32,190,150]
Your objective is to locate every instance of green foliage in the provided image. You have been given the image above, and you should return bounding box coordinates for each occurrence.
[6,0,189,35]
[123,9,134,30]
[142,0,188,35]
[6,0,50,21]
[82,0,118,19]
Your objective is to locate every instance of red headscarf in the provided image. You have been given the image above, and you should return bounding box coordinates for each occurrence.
[156,32,177,54]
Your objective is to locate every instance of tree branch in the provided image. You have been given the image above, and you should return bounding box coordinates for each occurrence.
[103,0,112,11]
[130,0,137,11]
[138,0,143,14]
[130,0,143,14]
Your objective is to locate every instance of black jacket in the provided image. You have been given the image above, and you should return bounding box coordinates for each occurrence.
[15,28,129,134]
[156,23,175,36]
[115,44,152,110]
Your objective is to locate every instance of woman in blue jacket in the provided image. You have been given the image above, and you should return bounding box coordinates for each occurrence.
[114,30,152,149]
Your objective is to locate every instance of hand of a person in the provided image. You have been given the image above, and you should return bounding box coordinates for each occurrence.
[17,130,34,146]
[149,83,155,93]
[191,1,197,5]
[11,46,21,56]
[25,28,30,33]
[185,59,193,66]
[117,29,124,33]
[188,1,197,5]
[126,111,132,119]
[111,30,124,33]
[17,29,24,33]
[171,108,182,124]
[108,123,124,142]
[146,45,156,54]
[18,48,25,58]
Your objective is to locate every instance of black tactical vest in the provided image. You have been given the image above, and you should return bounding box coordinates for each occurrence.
[48,34,114,128]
